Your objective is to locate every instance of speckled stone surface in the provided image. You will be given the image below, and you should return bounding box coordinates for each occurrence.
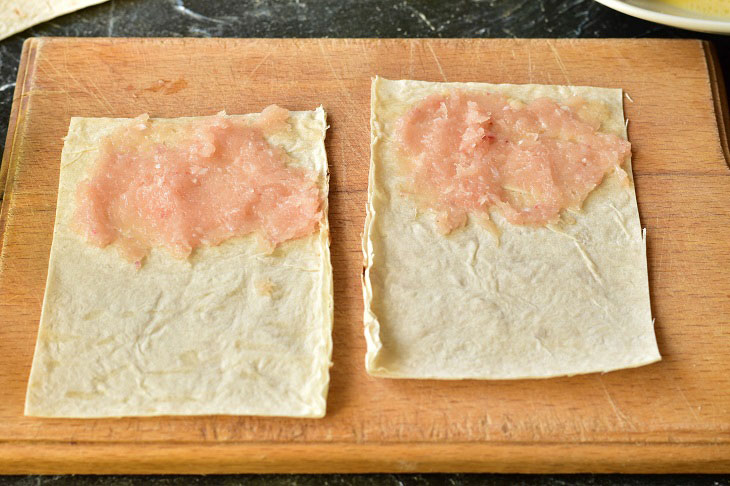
[1,0,729,483]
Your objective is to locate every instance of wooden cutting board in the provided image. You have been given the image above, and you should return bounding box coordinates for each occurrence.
[1,38,729,474]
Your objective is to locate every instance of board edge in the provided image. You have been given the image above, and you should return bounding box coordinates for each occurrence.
[0,441,729,474]
[0,37,41,249]
[702,40,730,171]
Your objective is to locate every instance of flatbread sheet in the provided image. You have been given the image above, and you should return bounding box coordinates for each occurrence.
[363,77,660,379]
[25,108,333,418]
[0,0,109,41]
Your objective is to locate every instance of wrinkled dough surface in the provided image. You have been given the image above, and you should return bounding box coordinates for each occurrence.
[363,77,659,379]
[25,108,333,417]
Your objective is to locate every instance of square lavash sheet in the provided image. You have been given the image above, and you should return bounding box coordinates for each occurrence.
[25,108,333,418]
[363,77,660,379]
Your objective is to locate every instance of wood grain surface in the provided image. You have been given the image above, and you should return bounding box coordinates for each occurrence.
[0,38,729,474]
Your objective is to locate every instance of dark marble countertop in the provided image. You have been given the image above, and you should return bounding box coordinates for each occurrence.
[0,0,728,483]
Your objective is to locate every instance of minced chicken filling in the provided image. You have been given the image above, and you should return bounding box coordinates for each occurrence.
[396,91,632,232]
[73,106,322,263]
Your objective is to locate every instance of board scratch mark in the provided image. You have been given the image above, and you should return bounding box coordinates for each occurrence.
[336,131,360,177]
[547,40,571,85]
[409,41,414,78]
[426,43,447,82]
[338,141,349,193]
[317,39,366,126]
[676,386,700,422]
[136,44,150,74]
[318,39,341,82]
[86,76,116,115]
[61,45,114,114]
[597,376,636,431]
[654,216,666,272]
[38,54,72,111]
[246,52,271,79]
[527,50,533,83]
[316,39,365,179]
